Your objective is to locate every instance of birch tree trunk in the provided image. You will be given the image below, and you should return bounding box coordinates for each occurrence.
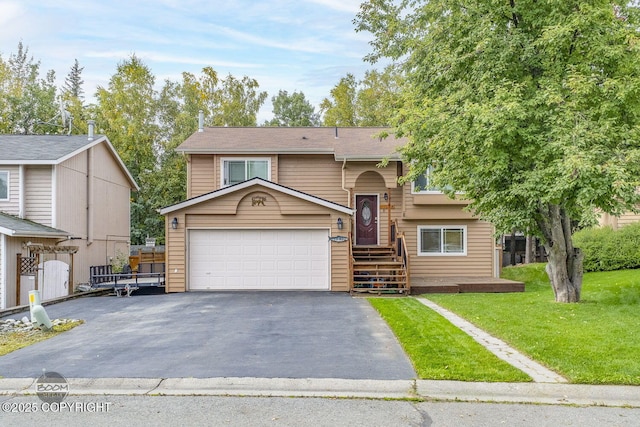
[538,204,584,303]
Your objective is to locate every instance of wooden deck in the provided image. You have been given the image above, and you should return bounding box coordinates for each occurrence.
[411,276,524,294]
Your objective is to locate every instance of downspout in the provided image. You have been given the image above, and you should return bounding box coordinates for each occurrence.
[1,234,5,309]
[87,147,94,246]
[51,165,57,227]
[341,158,351,208]
[18,165,25,218]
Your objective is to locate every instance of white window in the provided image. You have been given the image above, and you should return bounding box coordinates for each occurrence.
[0,171,8,201]
[418,225,467,256]
[221,158,270,186]
[412,165,442,194]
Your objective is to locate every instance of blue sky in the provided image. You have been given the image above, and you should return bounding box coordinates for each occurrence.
[0,0,376,123]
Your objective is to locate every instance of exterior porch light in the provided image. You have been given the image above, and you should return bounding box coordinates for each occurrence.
[171,217,179,230]
[383,192,389,201]
[337,217,343,230]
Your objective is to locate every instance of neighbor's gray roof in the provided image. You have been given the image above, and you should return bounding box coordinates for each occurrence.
[0,212,70,238]
[0,134,139,190]
[176,127,407,160]
[0,134,107,163]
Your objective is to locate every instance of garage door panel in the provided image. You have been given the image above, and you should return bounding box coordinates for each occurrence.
[189,229,329,290]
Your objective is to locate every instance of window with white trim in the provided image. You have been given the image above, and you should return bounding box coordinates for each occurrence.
[0,171,8,201]
[221,158,270,186]
[412,165,456,194]
[418,225,467,256]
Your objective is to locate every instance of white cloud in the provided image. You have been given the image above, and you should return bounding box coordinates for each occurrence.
[306,0,362,14]
[86,50,263,69]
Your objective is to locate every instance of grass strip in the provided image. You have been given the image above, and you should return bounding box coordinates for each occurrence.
[426,264,640,385]
[0,320,84,357]
[369,297,531,382]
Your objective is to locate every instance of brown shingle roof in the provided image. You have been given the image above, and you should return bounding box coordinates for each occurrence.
[176,127,407,160]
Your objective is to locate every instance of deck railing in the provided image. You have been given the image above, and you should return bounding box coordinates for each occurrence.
[392,219,411,292]
[348,232,354,290]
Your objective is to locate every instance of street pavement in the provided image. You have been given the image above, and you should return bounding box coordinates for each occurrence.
[1,290,638,426]
[1,395,639,427]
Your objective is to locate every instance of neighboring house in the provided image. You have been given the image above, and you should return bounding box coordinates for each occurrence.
[0,126,138,308]
[599,212,640,230]
[160,125,515,294]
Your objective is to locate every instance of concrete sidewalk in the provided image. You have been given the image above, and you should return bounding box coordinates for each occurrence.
[416,297,567,383]
[1,377,638,407]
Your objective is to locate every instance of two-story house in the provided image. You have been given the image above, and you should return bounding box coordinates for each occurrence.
[0,126,138,308]
[160,125,520,294]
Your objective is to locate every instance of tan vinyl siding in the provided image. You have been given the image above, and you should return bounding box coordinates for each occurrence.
[617,213,640,228]
[91,143,132,188]
[345,162,398,189]
[3,236,60,308]
[330,215,349,291]
[278,155,347,205]
[56,144,133,286]
[24,165,53,226]
[184,189,331,216]
[57,152,88,237]
[165,213,186,293]
[189,154,216,197]
[402,182,474,219]
[0,235,3,308]
[599,211,640,229]
[402,219,494,277]
[166,185,349,292]
[0,165,21,216]
[190,155,280,197]
[351,169,402,246]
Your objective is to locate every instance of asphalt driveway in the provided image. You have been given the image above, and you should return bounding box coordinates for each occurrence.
[1,291,416,379]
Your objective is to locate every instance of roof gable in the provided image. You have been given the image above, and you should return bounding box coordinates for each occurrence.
[0,134,139,190]
[160,177,354,216]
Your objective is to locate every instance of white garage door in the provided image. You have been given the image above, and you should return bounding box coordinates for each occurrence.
[189,229,330,290]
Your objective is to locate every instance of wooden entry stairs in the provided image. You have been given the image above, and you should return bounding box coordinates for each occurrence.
[351,246,409,295]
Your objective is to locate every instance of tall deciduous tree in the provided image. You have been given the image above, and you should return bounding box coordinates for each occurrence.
[212,74,267,126]
[0,42,58,134]
[356,66,402,126]
[266,90,319,127]
[96,54,160,244]
[356,1,640,302]
[320,73,357,126]
[320,68,402,126]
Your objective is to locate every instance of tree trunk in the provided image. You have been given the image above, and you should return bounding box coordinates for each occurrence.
[537,204,583,303]
[525,235,533,264]
[510,229,517,266]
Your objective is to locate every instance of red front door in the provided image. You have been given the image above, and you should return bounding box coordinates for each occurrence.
[355,195,378,245]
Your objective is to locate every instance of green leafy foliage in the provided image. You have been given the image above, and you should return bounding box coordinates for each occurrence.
[320,66,403,126]
[320,73,357,126]
[265,90,319,127]
[573,223,640,272]
[356,1,640,301]
[0,42,58,134]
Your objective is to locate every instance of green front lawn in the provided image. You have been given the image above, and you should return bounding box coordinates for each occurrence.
[426,264,640,384]
[369,297,531,382]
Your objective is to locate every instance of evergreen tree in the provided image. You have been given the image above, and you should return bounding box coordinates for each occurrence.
[62,59,85,100]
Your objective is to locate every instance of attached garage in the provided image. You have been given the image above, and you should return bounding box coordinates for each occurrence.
[161,178,354,293]
[189,228,330,290]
